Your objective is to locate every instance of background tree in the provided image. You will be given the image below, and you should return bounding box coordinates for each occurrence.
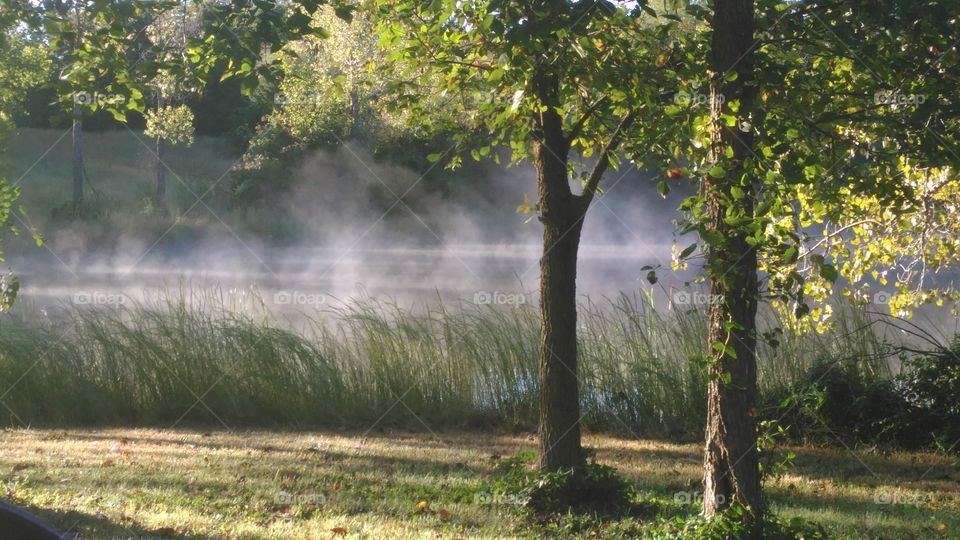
[0,2,50,309]
[143,0,201,204]
[42,0,149,207]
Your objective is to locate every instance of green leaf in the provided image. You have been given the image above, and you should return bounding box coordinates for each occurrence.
[678,243,697,259]
[657,181,670,198]
[819,263,839,282]
[708,165,726,178]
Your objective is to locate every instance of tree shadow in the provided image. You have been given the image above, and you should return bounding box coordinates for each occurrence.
[7,502,211,540]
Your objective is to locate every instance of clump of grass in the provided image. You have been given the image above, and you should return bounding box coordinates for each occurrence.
[0,287,896,435]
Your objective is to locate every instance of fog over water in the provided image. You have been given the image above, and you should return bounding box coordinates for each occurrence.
[3,138,957,347]
[6,144,697,317]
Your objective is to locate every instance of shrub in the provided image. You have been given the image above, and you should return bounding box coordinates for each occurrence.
[896,339,960,450]
[489,451,647,518]
[771,340,960,453]
[644,508,828,540]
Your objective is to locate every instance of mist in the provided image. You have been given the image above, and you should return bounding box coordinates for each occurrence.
[7,138,694,317]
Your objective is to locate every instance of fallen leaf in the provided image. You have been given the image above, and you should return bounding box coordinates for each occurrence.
[331,527,347,536]
[437,508,451,520]
[415,500,429,511]
[11,463,30,472]
[100,458,114,468]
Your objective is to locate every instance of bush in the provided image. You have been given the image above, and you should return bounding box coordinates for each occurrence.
[645,508,827,540]
[489,451,648,517]
[897,339,960,450]
[771,340,960,452]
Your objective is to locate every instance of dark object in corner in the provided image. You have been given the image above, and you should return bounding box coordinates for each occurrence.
[0,501,66,540]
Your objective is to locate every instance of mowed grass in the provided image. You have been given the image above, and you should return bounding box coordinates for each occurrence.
[0,429,957,539]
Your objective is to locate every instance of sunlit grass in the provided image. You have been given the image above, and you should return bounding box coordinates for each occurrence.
[0,429,956,539]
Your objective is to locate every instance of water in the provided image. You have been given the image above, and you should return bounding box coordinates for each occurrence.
[10,242,695,319]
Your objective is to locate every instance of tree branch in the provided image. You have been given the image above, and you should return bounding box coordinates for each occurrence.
[578,110,637,210]
[565,95,608,144]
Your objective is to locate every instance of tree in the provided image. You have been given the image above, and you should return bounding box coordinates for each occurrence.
[42,0,148,207]
[698,0,766,528]
[654,0,959,529]
[143,0,200,204]
[0,2,49,309]
[144,102,195,201]
[378,0,679,471]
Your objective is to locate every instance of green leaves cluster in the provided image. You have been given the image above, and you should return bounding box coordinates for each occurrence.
[144,104,195,146]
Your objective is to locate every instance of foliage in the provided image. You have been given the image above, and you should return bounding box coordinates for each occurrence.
[376,0,680,177]
[771,359,913,447]
[0,22,51,135]
[771,338,960,452]
[643,507,828,540]
[232,3,462,203]
[648,1,960,332]
[896,339,960,450]
[489,450,640,517]
[795,163,960,321]
[144,104,196,146]
[0,11,49,307]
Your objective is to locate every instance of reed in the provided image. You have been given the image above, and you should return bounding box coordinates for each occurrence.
[0,288,896,438]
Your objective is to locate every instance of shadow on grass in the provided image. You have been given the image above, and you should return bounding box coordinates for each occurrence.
[13,502,211,540]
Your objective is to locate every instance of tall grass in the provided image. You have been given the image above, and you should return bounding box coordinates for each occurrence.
[0,289,899,438]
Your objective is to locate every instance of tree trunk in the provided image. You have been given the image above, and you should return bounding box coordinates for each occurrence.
[156,136,166,202]
[702,0,763,533]
[349,89,362,139]
[533,70,585,472]
[537,198,585,471]
[72,103,84,205]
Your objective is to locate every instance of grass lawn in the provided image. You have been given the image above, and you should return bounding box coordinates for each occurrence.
[0,428,957,539]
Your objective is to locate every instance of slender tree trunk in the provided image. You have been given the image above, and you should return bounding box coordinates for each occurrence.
[349,89,361,139]
[702,0,762,533]
[72,103,84,205]
[533,71,585,472]
[156,136,166,202]
[72,3,84,206]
